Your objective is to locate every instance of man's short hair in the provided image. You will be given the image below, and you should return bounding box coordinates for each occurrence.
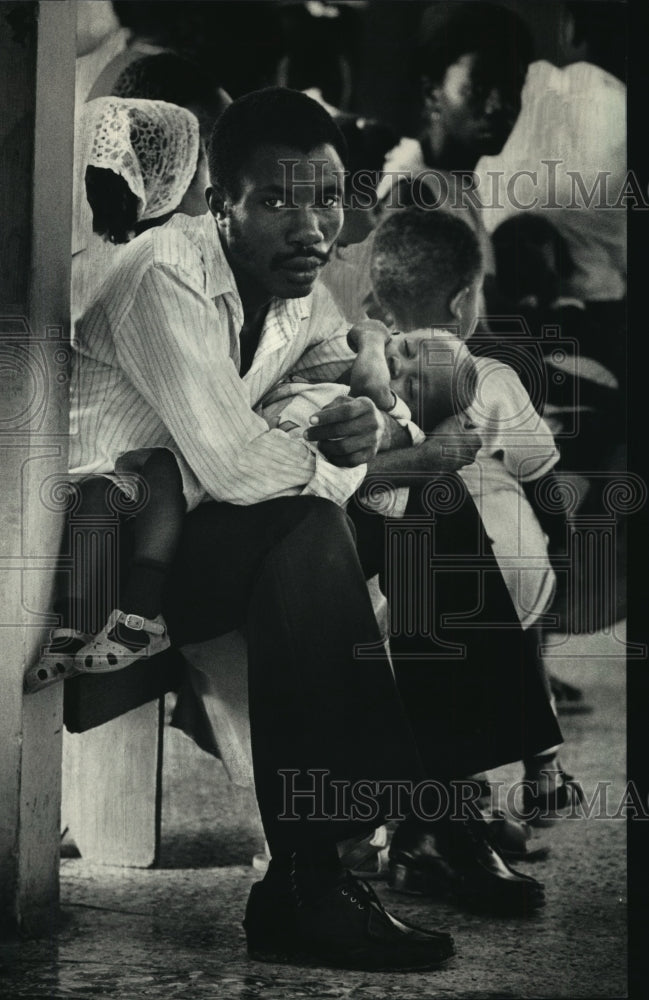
[371,208,483,327]
[208,87,348,198]
[418,2,534,84]
[111,53,225,138]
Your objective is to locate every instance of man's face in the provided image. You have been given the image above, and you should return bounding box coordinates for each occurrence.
[213,142,345,301]
[429,51,525,159]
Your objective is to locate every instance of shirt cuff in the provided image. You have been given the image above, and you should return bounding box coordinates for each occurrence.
[386,393,427,446]
[301,446,367,507]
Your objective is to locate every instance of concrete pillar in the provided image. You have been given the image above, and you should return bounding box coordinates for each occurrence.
[0,0,75,935]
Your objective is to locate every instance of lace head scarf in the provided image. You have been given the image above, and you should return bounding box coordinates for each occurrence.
[80,97,201,224]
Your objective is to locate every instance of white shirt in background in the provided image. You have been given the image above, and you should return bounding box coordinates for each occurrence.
[476,60,627,302]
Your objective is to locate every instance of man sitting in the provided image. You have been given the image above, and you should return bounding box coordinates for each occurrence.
[70,87,560,972]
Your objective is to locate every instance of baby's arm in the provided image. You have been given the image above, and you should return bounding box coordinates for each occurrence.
[347,319,395,411]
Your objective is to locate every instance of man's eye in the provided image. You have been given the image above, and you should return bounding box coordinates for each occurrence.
[321,195,342,208]
[264,198,286,209]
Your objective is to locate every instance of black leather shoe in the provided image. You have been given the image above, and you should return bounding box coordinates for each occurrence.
[482,808,549,861]
[243,868,455,971]
[388,819,545,916]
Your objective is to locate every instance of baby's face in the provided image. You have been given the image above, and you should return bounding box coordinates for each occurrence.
[384,331,430,415]
[385,330,475,430]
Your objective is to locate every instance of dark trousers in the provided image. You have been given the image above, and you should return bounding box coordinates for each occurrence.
[163,481,561,853]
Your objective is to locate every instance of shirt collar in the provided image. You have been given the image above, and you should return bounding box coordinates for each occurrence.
[182,211,313,337]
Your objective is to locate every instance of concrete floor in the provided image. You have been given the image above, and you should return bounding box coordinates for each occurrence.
[0,627,628,999]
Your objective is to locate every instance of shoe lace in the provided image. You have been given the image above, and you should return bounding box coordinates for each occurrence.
[339,872,382,912]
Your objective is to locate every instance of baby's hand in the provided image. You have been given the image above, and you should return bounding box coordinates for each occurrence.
[347,319,392,353]
[350,347,394,411]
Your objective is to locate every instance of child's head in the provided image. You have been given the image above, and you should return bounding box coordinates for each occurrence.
[370,207,484,340]
[385,329,478,433]
[492,213,576,310]
[82,98,203,244]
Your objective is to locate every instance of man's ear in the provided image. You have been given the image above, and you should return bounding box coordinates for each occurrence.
[207,185,227,222]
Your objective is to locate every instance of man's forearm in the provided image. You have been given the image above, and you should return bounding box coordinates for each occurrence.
[368,444,435,484]
[369,418,483,482]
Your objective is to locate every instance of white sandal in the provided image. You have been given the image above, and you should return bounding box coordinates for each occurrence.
[74,609,170,674]
[24,628,90,694]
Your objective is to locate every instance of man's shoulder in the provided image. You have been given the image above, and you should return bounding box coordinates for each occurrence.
[130,214,212,287]
[84,215,214,320]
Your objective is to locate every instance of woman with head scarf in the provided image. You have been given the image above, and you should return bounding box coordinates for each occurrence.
[27,98,207,692]
[72,96,208,321]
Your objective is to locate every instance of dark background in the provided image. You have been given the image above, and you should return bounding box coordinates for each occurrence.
[110,1,626,135]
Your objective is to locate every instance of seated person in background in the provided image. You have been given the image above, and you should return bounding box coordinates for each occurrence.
[491,213,624,481]
[72,53,230,323]
[323,2,534,325]
[26,97,209,692]
[378,3,535,276]
[476,1,627,305]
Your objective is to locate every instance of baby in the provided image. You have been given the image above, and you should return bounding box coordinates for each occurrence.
[262,321,477,442]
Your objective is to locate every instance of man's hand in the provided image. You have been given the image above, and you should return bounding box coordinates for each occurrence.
[305,395,389,467]
[368,415,481,479]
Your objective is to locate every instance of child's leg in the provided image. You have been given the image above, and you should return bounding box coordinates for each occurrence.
[53,475,116,643]
[520,625,584,820]
[25,475,117,690]
[111,448,186,650]
[522,625,561,766]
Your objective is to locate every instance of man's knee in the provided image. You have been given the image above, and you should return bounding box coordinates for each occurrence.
[269,496,359,573]
[284,495,356,546]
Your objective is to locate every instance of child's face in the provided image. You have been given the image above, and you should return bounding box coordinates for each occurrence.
[384,331,430,415]
[385,330,475,430]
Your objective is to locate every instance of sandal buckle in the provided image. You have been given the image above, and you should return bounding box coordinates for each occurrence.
[124,613,145,631]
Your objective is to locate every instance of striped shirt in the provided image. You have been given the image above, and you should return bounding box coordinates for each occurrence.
[70,212,367,507]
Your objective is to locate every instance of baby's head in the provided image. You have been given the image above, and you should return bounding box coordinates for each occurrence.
[370,206,484,341]
[384,329,477,433]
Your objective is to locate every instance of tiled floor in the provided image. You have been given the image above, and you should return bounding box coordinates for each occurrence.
[0,628,628,999]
